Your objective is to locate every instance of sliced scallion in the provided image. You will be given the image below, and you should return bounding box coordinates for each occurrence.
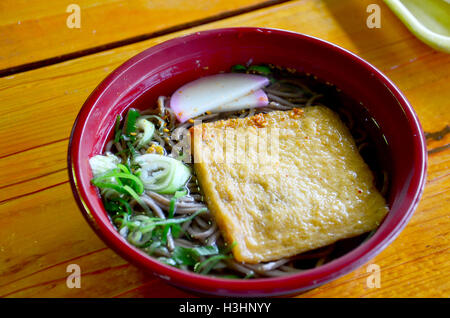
[123,185,152,215]
[123,108,141,137]
[140,115,166,130]
[194,254,231,275]
[231,64,247,73]
[136,118,155,148]
[91,169,144,195]
[247,65,272,76]
[138,208,207,233]
[135,154,191,194]
[113,114,122,143]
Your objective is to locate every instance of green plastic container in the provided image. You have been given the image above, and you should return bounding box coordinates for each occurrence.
[384,0,450,53]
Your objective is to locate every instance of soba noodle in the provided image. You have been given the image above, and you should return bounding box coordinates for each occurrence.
[92,65,388,278]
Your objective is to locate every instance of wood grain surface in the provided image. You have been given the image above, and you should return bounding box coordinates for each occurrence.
[0,0,448,298]
[0,0,283,73]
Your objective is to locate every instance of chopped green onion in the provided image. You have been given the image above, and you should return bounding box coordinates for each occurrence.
[140,115,166,130]
[192,241,235,275]
[90,180,128,194]
[161,225,171,245]
[170,223,182,238]
[128,229,152,247]
[104,197,133,217]
[172,246,198,266]
[126,141,140,161]
[145,241,161,255]
[123,108,141,137]
[136,118,155,149]
[126,208,206,256]
[163,190,187,242]
[138,208,206,233]
[89,154,120,178]
[91,170,144,195]
[174,189,188,198]
[244,272,255,279]
[194,254,231,275]
[247,65,272,76]
[172,245,220,267]
[135,154,191,194]
[123,185,151,215]
[168,198,176,219]
[231,64,247,73]
[190,245,220,256]
[220,241,237,254]
[158,257,178,266]
[163,189,188,239]
[113,115,122,143]
[111,213,129,229]
[117,163,130,174]
[115,197,133,215]
[103,200,122,213]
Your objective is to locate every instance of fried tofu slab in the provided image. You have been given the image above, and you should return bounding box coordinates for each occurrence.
[192,106,388,263]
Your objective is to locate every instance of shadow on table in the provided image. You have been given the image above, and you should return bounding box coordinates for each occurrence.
[321,0,410,56]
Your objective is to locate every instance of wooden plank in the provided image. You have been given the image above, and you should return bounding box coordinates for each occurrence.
[0,140,67,189]
[0,0,449,297]
[0,179,192,298]
[0,0,278,72]
[0,0,448,196]
[0,0,446,156]
[0,248,151,298]
[1,0,448,160]
[0,155,447,297]
[0,169,68,204]
[0,183,105,288]
[0,247,193,298]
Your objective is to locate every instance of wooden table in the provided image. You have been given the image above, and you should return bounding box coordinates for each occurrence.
[0,0,448,298]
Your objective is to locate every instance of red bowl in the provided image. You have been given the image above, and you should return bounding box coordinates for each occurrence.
[68,27,427,296]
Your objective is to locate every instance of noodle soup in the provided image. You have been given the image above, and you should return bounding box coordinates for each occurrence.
[88,64,390,279]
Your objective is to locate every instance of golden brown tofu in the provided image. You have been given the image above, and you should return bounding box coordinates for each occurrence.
[192,106,388,263]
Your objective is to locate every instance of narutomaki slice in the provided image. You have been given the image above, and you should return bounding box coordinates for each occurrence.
[170,73,270,123]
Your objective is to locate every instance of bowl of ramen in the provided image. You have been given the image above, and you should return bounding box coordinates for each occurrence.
[68,28,427,296]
